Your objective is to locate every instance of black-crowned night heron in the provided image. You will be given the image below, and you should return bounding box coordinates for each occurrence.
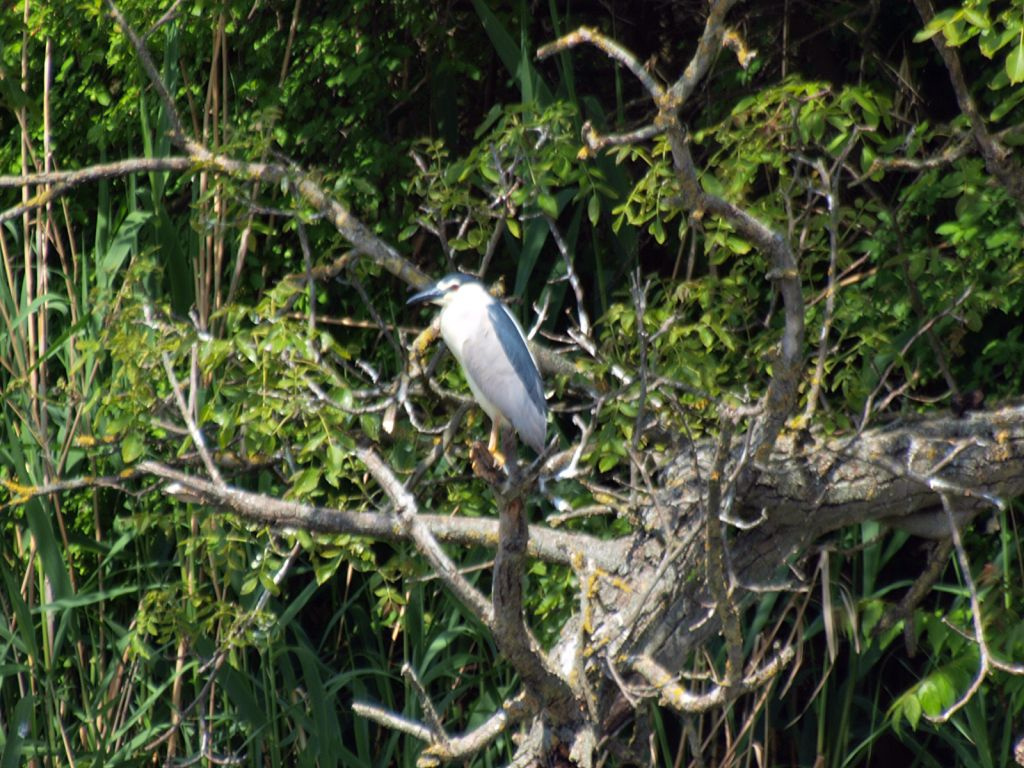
[408,273,547,460]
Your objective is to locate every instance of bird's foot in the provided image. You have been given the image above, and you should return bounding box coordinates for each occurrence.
[471,442,503,484]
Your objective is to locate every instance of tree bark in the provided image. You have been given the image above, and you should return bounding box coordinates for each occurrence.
[576,402,1024,735]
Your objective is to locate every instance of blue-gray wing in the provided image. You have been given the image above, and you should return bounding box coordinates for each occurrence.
[457,302,547,453]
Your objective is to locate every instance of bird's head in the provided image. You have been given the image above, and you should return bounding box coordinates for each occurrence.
[406,273,482,308]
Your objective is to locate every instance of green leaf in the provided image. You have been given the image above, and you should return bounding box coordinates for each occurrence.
[650,216,666,244]
[537,192,559,218]
[1006,39,1024,85]
[961,8,988,29]
[587,193,600,226]
[479,163,500,183]
[903,694,922,730]
[100,210,152,294]
[912,8,960,43]
[291,467,322,497]
[121,433,144,463]
[979,26,1017,58]
[1,694,33,768]
[37,584,139,611]
[725,235,751,255]
[326,442,345,474]
[471,0,552,103]
[991,84,1024,120]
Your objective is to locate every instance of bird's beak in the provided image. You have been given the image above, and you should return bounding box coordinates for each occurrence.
[407,283,442,305]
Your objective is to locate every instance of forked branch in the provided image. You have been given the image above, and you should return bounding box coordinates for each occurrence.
[538,6,804,467]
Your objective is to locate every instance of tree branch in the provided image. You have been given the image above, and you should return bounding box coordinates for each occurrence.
[0,157,194,223]
[355,443,493,626]
[912,0,1024,207]
[538,16,805,468]
[132,459,625,569]
[418,692,532,765]
[666,121,804,465]
[664,0,742,110]
[537,27,665,102]
[576,402,1024,729]
[102,0,430,289]
[490,486,581,723]
[631,643,795,713]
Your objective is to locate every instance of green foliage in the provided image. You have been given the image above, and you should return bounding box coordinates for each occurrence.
[2,0,1024,765]
[0,2,539,763]
[405,97,625,322]
[914,0,1024,92]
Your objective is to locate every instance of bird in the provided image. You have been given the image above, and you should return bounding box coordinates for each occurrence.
[407,273,547,462]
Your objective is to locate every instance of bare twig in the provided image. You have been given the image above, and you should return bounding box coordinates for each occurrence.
[354,443,494,626]
[104,0,192,149]
[402,663,447,742]
[800,143,856,423]
[854,287,972,432]
[354,688,534,765]
[926,493,1024,723]
[628,274,651,506]
[537,27,665,103]
[631,644,794,714]
[144,304,224,486]
[875,538,954,639]
[853,130,974,184]
[546,217,590,336]
[578,121,664,157]
[419,692,533,765]
[351,701,435,742]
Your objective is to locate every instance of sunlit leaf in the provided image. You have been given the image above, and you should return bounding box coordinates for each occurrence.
[1006,39,1024,84]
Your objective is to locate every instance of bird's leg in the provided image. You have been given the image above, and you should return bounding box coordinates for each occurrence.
[499,426,519,475]
[488,421,506,466]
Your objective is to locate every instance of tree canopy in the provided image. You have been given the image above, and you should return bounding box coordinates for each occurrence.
[2,0,1024,766]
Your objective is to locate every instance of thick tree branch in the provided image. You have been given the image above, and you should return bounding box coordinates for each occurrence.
[133,460,625,569]
[491,486,583,725]
[610,402,1024,675]
[536,16,808,750]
